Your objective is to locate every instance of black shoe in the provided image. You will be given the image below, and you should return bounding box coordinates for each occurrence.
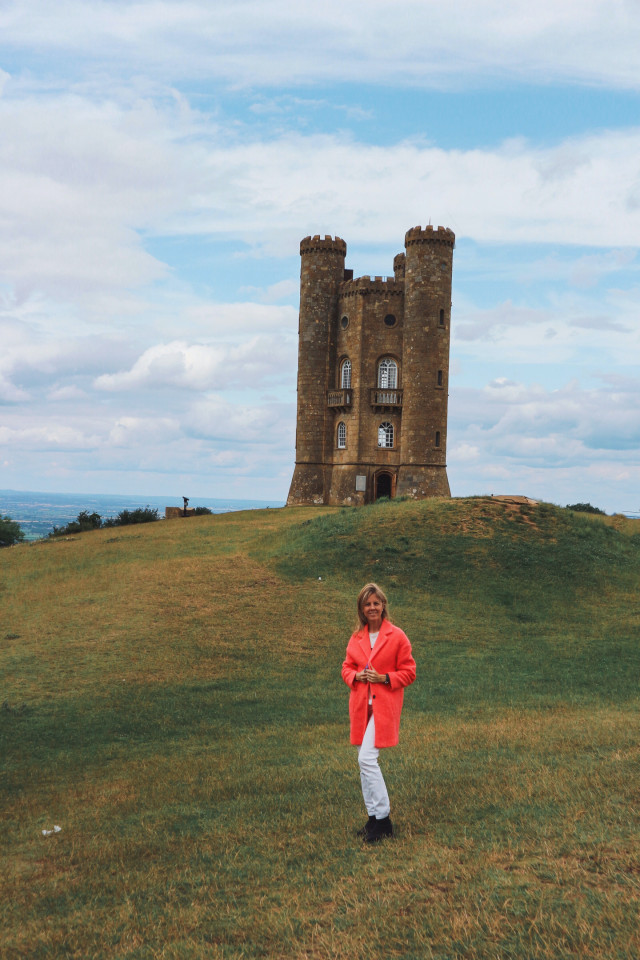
[363,815,394,843]
[356,815,376,838]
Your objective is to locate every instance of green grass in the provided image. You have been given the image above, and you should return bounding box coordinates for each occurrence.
[1,499,639,959]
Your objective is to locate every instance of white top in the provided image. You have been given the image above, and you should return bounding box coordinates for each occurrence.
[368,631,379,703]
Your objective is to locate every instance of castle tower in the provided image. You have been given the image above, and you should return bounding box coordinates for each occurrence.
[287,235,347,504]
[287,227,454,506]
[395,226,454,498]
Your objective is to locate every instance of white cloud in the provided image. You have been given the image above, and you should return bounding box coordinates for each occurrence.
[451,285,640,370]
[187,395,293,445]
[451,378,640,462]
[243,279,299,304]
[0,423,101,451]
[47,385,87,401]
[0,320,136,390]
[2,80,640,319]
[0,374,30,404]
[162,302,298,340]
[448,377,640,511]
[95,336,296,392]
[145,129,640,250]
[3,1,640,90]
[568,249,637,289]
[109,416,181,446]
[449,442,481,463]
[0,90,192,300]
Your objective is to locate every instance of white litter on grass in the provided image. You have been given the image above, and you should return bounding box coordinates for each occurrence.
[42,825,61,836]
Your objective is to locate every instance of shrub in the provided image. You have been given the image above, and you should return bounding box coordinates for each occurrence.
[50,511,103,537]
[77,510,103,529]
[103,507,159,527]
[50,507,159,536]
[566,502,606,515]
[193,506,213,516]
[0,515,25,547]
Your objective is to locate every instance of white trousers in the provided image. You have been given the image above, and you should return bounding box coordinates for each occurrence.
[357,715,390,819]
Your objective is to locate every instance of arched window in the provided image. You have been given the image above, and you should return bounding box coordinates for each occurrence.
[439,309,445,326]
[378,422,394,448]
[437,369,443,387]
[337,422,346,449]
[435,431,441,447]
[340,358,352,389]
[377,358,398,389]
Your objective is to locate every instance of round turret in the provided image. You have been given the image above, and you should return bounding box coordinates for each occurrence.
[396,223,454,497]
[288,235,347,505]
[393,253,405,280]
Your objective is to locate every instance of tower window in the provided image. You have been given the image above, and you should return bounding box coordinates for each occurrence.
[378,422,394,448]
[340,358,352,389]
[439,309,445,326]
[377,358,398,389]
[341,315,349,329]
[435,431,441,447]
[437,369,443,386]
[384,314,396,327]
[337,422,346,449]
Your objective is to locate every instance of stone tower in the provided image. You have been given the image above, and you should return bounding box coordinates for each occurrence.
[287,226,454,506]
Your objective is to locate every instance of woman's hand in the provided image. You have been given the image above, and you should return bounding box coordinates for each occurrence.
[363,667,387,684]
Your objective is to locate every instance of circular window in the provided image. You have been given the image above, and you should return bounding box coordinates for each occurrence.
[341,315,349,329]
[384,314,396,327]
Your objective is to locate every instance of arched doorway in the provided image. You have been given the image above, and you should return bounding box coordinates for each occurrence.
[375,472,393,500]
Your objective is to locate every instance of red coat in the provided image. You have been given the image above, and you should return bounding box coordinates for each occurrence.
[341,619,416,748]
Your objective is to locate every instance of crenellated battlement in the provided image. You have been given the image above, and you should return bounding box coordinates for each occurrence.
[338,275,404,298]
[300,235,347,256]
[405,225,455,248]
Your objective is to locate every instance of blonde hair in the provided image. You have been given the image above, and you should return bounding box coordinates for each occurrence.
[356,582,389,630]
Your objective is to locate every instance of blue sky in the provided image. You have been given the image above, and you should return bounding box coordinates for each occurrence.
[1,0,639,512]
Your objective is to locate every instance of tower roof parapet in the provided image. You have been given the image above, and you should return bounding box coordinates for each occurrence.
[300,235,347,256]
[405,225,455,248]
[338,275,404,298]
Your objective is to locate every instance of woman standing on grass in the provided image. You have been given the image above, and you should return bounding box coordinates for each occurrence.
[341,583,416,843]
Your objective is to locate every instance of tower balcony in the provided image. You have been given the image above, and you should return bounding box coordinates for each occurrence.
[370,388,403,410]
[327,389,352,410]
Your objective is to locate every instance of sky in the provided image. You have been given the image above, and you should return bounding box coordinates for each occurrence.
[0,0,639,513]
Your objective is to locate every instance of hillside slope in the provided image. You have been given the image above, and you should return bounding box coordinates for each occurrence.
[2,498,639,960]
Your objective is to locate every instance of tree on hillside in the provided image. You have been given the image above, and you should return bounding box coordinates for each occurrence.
[0,515,25,547]
[566,502,606,515]
[102,506,159,526]
[49,507,160,537]
[49,511,103,536]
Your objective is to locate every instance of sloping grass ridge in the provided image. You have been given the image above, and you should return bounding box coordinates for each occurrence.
[1,498,639,959]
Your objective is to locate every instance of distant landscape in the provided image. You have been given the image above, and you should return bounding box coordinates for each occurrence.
[0,490,285,541]
[2,497,639,959]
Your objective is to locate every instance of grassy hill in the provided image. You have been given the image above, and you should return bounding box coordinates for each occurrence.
[2,498,639,959]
